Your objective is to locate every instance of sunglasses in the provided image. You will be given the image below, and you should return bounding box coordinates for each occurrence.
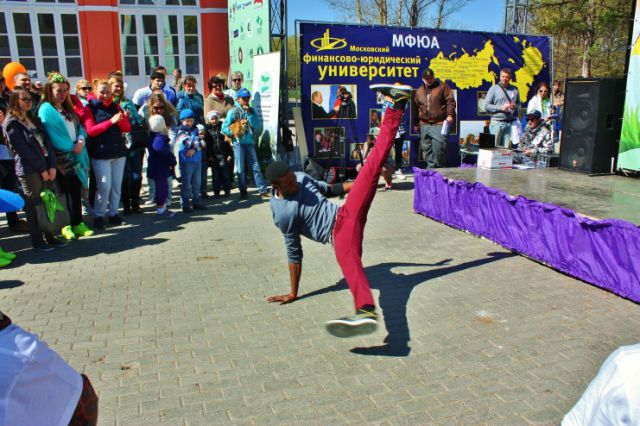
[538,90,548,93]
[152,105,164,111]
[81,87,92,91]
[232,78,242,82]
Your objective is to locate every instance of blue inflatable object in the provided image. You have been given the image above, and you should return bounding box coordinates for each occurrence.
[0,189,24,213]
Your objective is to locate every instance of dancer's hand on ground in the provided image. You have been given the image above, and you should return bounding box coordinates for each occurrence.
[266,293,297,304]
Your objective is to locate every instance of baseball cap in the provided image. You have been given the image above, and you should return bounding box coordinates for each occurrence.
[237,88,251,98]
[526,110,542,120]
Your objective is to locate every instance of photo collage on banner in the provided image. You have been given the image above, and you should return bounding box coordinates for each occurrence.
[299,22,551,167]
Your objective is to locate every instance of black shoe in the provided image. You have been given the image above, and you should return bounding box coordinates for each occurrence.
[369,84,412,110]
[123,207,132,216]
[182,206,193,213]
[200,193,210,199]
[193,203,207,210]
[131,205,143,214]
[45,236,68,248]
[239,193,248,201]
[33,241,54,252]
[9,220,29,234]
[213,193,221,199]
[108,215,125,225]
[93,217,105,230]
[223,192,231,198]
[325,307,378,338]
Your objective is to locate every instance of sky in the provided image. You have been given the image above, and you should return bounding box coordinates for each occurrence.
[287,0,505,35]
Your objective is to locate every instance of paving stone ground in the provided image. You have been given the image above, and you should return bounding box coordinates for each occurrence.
[1,175,639,425]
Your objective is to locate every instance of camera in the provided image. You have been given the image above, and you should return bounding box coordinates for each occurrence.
[340,91,352,102]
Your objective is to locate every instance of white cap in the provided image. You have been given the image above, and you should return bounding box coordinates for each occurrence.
[196,124,205,133]
[206,110,220,123]
[148,115,167,134]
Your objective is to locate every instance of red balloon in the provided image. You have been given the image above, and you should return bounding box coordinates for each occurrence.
[3,62,27,90]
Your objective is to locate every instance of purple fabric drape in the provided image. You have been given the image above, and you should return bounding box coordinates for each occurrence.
[413,169,640,302]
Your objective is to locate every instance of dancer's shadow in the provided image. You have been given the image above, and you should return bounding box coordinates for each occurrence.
[298,251,516,357]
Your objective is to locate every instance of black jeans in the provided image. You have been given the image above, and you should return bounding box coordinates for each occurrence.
[393,136,404,170]
[56,172,83,226]
[17,173,49,245]
[212,163,231,195]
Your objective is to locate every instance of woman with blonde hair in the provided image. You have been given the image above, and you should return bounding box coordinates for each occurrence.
[143,93,178,206]
[82,79,131,229]
[74,79,92,106]
[38,73,93,240]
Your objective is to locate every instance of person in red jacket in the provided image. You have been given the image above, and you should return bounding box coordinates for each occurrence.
[82,79,131,229]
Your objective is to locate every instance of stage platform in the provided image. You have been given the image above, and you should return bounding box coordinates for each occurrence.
[412,167,640,303]
[436,167,640,225]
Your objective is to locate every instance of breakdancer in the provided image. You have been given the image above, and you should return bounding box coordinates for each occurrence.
[265,83,412,337]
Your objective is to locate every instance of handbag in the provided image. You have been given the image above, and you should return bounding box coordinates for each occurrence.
[35,182,70,235]
[127,123,149,150]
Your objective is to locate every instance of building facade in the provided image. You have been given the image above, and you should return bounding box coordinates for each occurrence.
[0,0,229,93]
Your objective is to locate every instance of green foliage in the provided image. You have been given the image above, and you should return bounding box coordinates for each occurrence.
[528,0,632,78]
[620,107,640,153]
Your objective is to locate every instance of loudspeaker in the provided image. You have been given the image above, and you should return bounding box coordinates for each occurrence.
[559,78,625,173]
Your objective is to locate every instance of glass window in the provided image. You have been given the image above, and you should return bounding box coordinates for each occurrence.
[0,12,6,34]
[61,14,78,33]
[0,36,10,57]
[40,36,58,56]
[182,0,196,5]
[144,55,159,74]
[185,36,198,55]
[185,55,199,74]
[183,16,197,35]
[123,36,137,55]
[16,36,35,56]
[63,36,80,56]
[38,14,56,34]
[124,57,139,76]
[43,57,60,74]
[13,13,31,33]
[142,15,156,34]
[66,57,82,77]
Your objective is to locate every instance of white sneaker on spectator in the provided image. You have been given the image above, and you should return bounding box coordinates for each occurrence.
[394,170,406,180]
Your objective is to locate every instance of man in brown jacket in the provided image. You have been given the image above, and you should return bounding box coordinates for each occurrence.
[412,68,456,168]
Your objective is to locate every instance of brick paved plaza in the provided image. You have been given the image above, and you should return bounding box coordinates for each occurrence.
[1,177,639,425]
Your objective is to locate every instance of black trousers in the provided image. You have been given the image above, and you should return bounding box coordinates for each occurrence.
[56,173,83,226]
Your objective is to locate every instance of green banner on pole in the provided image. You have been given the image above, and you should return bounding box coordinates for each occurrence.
[227,0,271,92]
[619,2,640,171]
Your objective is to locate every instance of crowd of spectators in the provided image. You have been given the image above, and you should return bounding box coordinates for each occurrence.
[0,65,268,260]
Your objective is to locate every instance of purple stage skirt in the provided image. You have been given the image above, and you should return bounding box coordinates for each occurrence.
[413,169,640,303]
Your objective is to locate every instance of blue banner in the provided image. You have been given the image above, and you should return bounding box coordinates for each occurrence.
[300,22,551,167]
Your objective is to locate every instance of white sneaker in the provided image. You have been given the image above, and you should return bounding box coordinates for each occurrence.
[394,170,406,180]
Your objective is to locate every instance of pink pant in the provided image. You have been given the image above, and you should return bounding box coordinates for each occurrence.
[332,108,403,309]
